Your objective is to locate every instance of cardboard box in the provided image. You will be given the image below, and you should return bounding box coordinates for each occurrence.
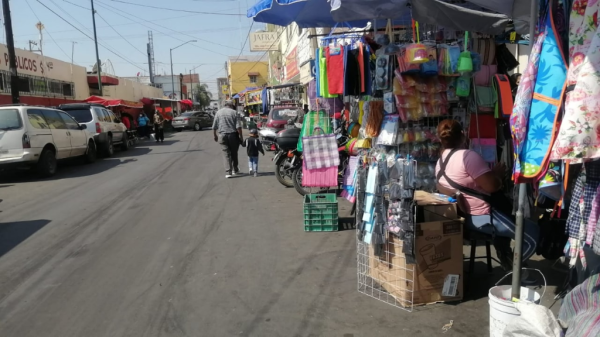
[377,219,464,307]
[422,204,458,222]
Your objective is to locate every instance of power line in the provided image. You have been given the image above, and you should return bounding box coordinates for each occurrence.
[95,11,146,57]
[108,0,245,16]
[232,21,254,63]
[95,0,231,57]
[35,0,146,72]
[231,29,285,82]
[62,0,89,10]
[24,0,71,60]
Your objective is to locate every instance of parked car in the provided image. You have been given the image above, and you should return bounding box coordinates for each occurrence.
[172,111,214,132]
[59,103,128,157]
[265,107,303,130]
[0,105,96,177]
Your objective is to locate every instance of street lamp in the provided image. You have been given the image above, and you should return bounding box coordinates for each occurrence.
[189,64,205,102]
[169,40,196,100]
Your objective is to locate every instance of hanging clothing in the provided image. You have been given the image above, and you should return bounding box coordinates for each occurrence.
[326,46,345,95]
[551,1,600,161]
[318,48,337,98]
[343,46,361,96]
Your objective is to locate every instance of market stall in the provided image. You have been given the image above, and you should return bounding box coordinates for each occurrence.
[250,0,600,335]
[83,95,144,129]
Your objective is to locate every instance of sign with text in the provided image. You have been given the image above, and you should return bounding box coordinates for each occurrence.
[249,32,279,51]
[297,30,313,67]
[285,47,299,81]
[246,90,262,106]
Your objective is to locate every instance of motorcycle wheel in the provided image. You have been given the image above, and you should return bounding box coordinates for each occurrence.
[275,155,294,187]
[292,166,328,196]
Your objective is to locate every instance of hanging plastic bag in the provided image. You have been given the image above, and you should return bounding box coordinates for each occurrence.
[456,76,470,97]
[457,31,473,74]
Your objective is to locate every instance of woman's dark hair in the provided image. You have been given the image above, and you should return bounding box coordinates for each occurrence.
[437,119,464,149]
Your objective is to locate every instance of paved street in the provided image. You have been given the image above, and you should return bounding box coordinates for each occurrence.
[0,131,493,337]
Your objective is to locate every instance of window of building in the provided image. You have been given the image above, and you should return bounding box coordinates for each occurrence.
[249,75,257,83]
[63,83,73,96]
[18,76,30,93]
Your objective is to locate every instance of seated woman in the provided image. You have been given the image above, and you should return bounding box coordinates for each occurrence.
[434,119,539,269]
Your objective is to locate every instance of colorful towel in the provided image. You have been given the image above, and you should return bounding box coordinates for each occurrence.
[518,8,567,179]
[551,1,600,161]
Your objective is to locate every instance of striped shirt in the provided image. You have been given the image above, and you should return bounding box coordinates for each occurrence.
[212,107,241,134]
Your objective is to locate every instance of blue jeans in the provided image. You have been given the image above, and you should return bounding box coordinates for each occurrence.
[468,210,540,262]
[248,156,258,173]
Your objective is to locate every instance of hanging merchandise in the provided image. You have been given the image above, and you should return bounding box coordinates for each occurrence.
[513,6,567,179]
[377,115,399,146]
[398,47,422,74]
[420,44,438,75]
[438,44,461,76]
[456,76,471,97]
[538,161,563,202]
[475,76,498,112]
[344,43,362,96]
[375,54,391,90]
[302,128,340,170]
[365,100,384,137]
[471,138,497,164]
[384,19,400,55]
[405,20,429,64]
[302,160,338,187]
[551,1,600,161]
[457,31,473,74]
[326,45,345,95]
[494,74,514,118]
[297,110,333,152]
[496,43,520,73]
[383,92,396,115]
[472,37,496,66]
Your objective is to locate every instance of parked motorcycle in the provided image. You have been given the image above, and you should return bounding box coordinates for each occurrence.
[258,127,278,152]
[273,127,302,187]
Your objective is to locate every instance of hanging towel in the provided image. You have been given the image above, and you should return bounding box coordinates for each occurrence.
[326,46,345,95]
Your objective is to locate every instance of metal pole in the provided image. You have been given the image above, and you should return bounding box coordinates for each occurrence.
[170,48,175,99]
[511,0,538,301]
[90,0,102,95]
[2,0,19,103]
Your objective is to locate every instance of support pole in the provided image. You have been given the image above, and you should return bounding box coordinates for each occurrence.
[170,48,175,99]
[2,0,19,103]
[511,0,538,301]
[90,0,103,95]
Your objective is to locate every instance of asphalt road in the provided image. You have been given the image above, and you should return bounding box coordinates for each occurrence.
[0,131,490,337]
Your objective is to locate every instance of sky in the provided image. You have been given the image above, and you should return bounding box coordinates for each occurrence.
[7,0,267,96]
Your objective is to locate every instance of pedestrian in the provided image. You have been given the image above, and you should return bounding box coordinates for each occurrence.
[242,129,264,177]
[212,100,243,178]
[138,112,150,139]
[153,111,165,143]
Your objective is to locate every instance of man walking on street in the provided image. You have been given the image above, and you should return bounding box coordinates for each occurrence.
[213,100,243,178]
[153,111,165,143]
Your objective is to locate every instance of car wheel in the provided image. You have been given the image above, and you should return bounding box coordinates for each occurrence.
[37,148,57,177]
[103,136,114,157]
[121,134,130,151]
[175,128,182,132]
[84,141,97,163]
[194,123,201,131]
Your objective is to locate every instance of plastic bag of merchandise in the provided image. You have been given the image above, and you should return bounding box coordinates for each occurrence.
[504,302,562,337]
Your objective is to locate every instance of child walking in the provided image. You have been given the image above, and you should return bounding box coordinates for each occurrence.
[242,129,265,177]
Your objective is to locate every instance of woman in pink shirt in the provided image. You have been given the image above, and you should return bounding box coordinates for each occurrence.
[435,119,539,269]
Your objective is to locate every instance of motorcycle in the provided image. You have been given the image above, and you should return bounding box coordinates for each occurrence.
[273,127,302,188]
[258,127,278,152]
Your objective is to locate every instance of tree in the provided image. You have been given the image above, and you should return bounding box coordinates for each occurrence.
[194,83,212,108]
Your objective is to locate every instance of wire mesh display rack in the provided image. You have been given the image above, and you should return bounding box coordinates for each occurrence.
[357,231,416,312]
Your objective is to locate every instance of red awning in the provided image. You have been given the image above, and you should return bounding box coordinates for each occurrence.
[180,99,193,107]
[84,96,143,108]
[87,75,119,87]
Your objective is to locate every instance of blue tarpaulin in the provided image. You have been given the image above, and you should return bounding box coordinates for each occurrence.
[247,0,369,28]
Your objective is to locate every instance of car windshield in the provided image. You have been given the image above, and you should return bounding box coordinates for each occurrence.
[64,109,93,123]
[181,112,195,117]
[271,108,299,121]
[0,109,23,130]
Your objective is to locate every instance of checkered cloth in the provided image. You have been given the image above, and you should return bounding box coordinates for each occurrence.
[566,161,600,239]
[302,132,340,170]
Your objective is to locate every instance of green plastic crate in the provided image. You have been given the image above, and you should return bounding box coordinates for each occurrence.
[303,194,339,232]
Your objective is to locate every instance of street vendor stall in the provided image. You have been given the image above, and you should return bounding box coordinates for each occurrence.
[84,95,143,129]
[249,0,600,336]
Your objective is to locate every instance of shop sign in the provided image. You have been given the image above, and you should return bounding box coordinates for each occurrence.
[246,90,262,106]
[0,44,70,80]
[297,30,313,67]
[221,85,228,95]
[249,32,279,51]
[285,47,299,81]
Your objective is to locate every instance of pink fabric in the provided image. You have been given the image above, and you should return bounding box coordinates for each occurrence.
[302,161,337,187]
[474,65,497,86]
[435,149,492,215]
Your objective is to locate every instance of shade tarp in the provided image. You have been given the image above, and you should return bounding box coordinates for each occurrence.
[84,96,143,108]
[247,0,369,28]
[330,0,532,35]
[180,99,193,106]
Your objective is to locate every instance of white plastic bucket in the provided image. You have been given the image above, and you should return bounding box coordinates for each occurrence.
[488,285,541,337]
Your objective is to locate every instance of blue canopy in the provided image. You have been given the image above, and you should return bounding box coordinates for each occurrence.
[247,0,369,29]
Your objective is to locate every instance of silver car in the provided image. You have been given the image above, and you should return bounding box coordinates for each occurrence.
[172,111,214,132]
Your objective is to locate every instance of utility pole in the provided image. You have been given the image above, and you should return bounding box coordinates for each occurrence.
[90,0,103,95]
[2,0,19,103]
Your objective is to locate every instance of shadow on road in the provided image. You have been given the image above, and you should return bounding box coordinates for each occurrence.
[0,157,139,184]
[0,219,51,258]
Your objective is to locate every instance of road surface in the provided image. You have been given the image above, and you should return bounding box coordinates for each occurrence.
[0,131,488,336]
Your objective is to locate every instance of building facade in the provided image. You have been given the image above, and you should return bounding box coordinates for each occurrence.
[226,55,268,96]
